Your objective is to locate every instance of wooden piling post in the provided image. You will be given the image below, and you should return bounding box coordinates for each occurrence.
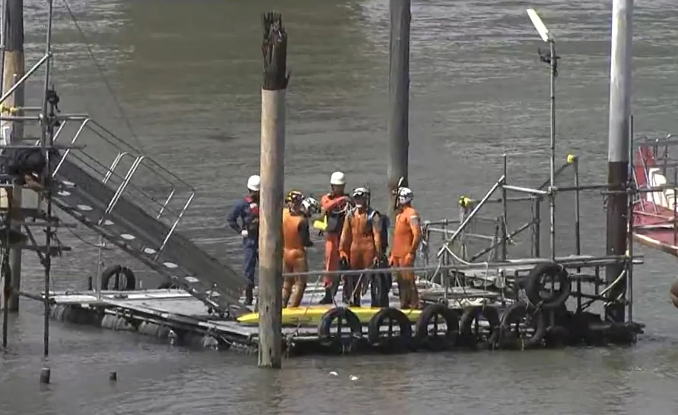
[387,0,411,216]
[605,0,633,323]
[257,11,289,369]
[0,0,24,313]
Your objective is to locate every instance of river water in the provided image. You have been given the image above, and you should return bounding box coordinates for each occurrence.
[2,0,678,413]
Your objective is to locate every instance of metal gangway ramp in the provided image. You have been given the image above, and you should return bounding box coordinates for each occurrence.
[42,119,248,315]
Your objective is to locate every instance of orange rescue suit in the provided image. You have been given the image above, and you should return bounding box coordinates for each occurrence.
[390,205,422,309]
[339,208,382,270]
[320,193,351,287]
[282,208,312,308]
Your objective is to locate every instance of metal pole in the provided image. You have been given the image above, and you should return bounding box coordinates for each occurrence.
[0,0,7,94]
[500,154,507,261]
[41,0,54,358]
[605,0,633,324]
[533,197,541,257]
[258,12,288,369]
[548,39,556,260]
[573,156,582,311]
[387,0,410,216]
[627,115,634,322]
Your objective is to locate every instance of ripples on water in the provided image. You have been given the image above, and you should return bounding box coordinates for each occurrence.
[2,0,678,413]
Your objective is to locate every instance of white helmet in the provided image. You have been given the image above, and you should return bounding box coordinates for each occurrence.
[397,187,413,205]
[301,197,320,215]
[330,171,346,186]
[247,175,260,192]
[352,187,369,198]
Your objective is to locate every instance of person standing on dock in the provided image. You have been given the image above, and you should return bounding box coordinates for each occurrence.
[281,190,313,308]
[338,187,384,306]
[319,171,353,304]
[227,174,261,306]
[390,187,422,309]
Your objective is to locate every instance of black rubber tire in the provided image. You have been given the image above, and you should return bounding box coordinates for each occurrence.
[101,265,136,291]
[498,301,546,350]
[525,262,571,310]
[459,305,500,349]
[367,307,413,351]
[158,282,179,289]
[317,307,363,354]
[414,304,459,351]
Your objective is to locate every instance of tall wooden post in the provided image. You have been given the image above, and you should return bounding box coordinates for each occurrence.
[387,0,411,216]
[605,0,633,323]
[257,12,288,369]
[0,0,24,312]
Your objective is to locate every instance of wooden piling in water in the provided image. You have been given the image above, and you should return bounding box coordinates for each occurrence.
[387,0,410,215]
[1,0,25,313]
[257,11,289,369]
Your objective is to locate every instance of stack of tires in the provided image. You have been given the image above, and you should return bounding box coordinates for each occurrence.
[314,261,574,354]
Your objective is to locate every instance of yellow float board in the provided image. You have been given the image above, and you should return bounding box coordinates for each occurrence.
[237,305,422,326]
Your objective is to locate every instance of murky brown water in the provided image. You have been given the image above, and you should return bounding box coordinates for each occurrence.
[2,0,678,413]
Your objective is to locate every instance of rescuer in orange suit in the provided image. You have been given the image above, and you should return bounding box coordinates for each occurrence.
[319,171,353,304]
[389,187,422,309]
[338,187,383,306]
[282,190,313,308]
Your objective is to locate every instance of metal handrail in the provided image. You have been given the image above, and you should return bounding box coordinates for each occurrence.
[65,150,194,255]
[49,118,193,198]
[84,120,195,193]
[104,152,136,184]
[45,117,192,221]
[70,150,189,221]
[29,115,197,256]
[436,176,504,259]
[155,192,195,260]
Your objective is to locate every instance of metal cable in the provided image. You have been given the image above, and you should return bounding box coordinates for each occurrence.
[60,0,146,154]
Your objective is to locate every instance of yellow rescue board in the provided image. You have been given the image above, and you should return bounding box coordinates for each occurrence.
[237,305,423,326]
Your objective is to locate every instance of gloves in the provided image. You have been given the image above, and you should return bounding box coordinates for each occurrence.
[241,229,249,238]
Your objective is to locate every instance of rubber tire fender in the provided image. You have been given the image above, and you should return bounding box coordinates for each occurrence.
[101,265,136,291]
[459,305,501,349]
[367,307,413,349]
[317,307,363,352]
[414,304,459,350]
[525,262,571,310]
[498,301,546,350]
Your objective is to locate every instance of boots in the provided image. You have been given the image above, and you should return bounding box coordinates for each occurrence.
[289,282,306,308]
[244,283,254,306]
[319,287,334,304]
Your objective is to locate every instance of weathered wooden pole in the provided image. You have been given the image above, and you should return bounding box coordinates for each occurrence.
[605,0,633,323]
[257,11,288,369]
[0,0,24,313]
[387,0,410,216]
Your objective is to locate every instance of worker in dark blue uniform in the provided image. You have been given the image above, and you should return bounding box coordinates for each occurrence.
[227,174,261,306]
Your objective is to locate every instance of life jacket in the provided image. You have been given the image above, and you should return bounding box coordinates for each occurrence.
[244,194,260,233]
[324,195,349,234]
[346,208,389,253]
